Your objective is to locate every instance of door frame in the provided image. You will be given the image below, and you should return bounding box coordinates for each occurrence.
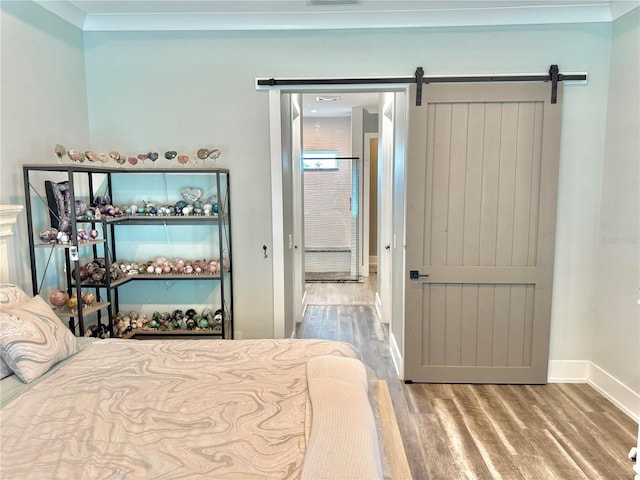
[268,86,410,363]
[269,90,287,338]
[378,93,395,328]
[363,132,378,277]
[291,94,305,329]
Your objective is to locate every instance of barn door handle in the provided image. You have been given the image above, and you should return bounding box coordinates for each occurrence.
[409,270,429,280]
[385,245,391,250]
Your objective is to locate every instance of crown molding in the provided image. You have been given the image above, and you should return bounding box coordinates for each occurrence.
[34,0,86,29]
[34,1,640,32]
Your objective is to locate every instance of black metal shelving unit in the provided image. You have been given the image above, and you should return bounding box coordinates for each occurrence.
[22,164,233,339]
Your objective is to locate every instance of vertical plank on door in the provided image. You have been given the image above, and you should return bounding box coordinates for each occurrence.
[528,103,544,267]
[461,284,479,365]
[423,104,436,267]
[492,285,511,366]
[496,103,519,266]
[508,285,527,366]
[479,103,502,266]
[427,284,447,365]
[447,104,468,267]
[512,102,537,266]
[476,284,495,366]
[445,284,463,365]
[463,103,485,267]
[523,285,536,366]
[431,104,452,266]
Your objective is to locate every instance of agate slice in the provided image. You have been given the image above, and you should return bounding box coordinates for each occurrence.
[68,149,84,162]
[85,151,98,162]
[54,144,66,159]
[181,188,202,203]
[110,151,127,165]
[45,181,71,232]
[39,227,58,243]
[81,292,96,306]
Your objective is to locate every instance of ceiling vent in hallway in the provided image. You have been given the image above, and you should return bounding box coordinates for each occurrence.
[309,0,363,5]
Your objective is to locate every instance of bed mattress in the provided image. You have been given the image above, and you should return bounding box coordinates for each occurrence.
[0,338,383,479]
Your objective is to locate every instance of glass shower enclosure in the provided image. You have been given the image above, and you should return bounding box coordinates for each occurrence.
[303,156,361,282]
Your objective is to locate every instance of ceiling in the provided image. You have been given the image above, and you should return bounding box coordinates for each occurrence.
[302,92,380,118]
[34,0,639,118]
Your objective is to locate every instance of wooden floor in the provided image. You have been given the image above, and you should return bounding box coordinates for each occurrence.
[297,278,638,480]
[304,275,377,306]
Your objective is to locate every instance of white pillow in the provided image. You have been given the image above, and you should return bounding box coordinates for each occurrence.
[0,295,79,383]
[0,283,31,309]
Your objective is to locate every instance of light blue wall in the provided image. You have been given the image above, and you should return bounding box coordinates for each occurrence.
[593,8,640,393]
[0,1,89,291]
[83,23,612,350]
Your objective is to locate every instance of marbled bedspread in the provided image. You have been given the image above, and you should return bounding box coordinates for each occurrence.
[0,338,364,479]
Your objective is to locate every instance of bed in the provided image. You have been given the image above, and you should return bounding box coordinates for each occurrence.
[0,284,408,479]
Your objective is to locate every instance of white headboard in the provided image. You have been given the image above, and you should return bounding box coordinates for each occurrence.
[0,205,23,283]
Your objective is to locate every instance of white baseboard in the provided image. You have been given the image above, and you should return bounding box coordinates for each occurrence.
[548,360,639,423]
[389,331,403,379]
[547,360,590,383]
[375,292,382,319]
[588,363,640,424]
[301,291,307,318]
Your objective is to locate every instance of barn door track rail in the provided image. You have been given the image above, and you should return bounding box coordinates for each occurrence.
[256,65,587,105]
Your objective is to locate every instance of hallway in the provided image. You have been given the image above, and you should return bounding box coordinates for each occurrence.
[303,274,377,306]
[296,274,394,381]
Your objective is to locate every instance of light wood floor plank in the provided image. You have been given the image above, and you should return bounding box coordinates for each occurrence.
[433,397,496,479]
[378,380,413,480]
[413,413,459,479]
[451,386,526,479]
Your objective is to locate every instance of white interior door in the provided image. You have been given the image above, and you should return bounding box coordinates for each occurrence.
[405,82,563,384]
[291,94,305,326]
[378,93,395,324]
[390,90,408,376]
[363,133,378,277]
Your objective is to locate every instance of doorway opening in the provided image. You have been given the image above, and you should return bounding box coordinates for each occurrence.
[268,85,409,361]
[300,92,378,284]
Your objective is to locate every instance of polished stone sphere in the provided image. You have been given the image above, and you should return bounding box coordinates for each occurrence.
[49,290,69,308]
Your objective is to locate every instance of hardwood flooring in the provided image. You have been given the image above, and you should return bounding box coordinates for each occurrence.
[304,275,377,306]
[296,278,638,480]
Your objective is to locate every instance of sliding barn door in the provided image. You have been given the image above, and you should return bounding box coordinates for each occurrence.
[405,82,562,384]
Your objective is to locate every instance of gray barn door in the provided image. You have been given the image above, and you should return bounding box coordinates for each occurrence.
[405,82,562,384]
